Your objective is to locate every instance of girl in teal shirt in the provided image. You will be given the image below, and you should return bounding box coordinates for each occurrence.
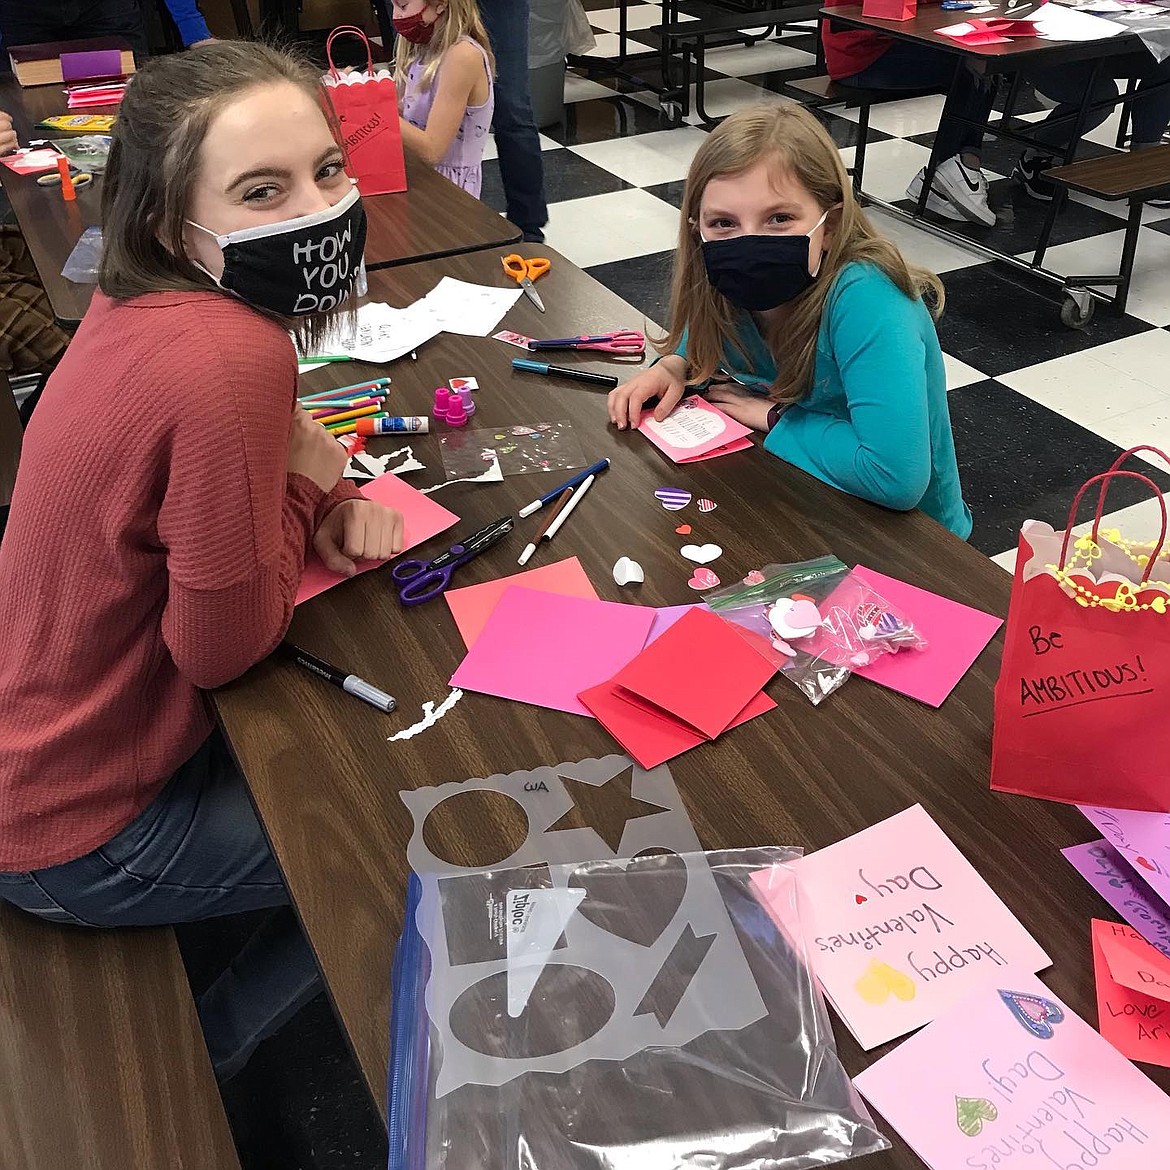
[608,104,972,540]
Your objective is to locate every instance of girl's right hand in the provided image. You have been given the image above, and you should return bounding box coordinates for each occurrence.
[607,355,687,430]
[287,406,348,492]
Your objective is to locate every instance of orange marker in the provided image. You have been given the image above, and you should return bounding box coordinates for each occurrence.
[312,403,382,426]
[56,157,76,201]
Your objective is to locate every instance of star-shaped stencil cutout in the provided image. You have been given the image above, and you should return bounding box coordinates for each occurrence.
[548,765,670,852]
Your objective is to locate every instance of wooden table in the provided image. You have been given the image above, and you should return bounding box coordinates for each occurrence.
[0,77,520,327]
[212,244,1167,1166]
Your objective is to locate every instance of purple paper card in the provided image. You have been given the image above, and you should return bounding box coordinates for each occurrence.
[1080,805,1170,909]
[1062,839,1170,960]
[60,49,123,82]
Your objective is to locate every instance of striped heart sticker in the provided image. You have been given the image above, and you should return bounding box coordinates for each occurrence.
[655,487,692,511]
[697,498,717,513]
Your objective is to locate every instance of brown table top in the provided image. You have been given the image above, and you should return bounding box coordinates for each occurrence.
[0,77,519,328]
[824,4,1146,68]
[212,244,1168,1163]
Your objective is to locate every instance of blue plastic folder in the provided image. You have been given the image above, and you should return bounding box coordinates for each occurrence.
[387,874,429,1170]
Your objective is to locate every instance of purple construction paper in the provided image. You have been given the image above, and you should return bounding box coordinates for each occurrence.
[60,50,123,82]
[1061,839,1170,959]
[1080,804,1170,909]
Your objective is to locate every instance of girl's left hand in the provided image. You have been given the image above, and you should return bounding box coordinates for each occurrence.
[706,385,774,432]
[313,499,405,577]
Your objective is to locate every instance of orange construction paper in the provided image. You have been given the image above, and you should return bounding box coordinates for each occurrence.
[1099,921,1170,1003]
[1092,919,1170,1068]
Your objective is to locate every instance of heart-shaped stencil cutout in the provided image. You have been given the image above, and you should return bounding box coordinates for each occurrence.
[569,851,688,947]
[680,543,722,565]
[675,524,692,536]
[956,1096,998,1138]
[655,487,692,511]
[688,568,721,591]
[854,959,917,1005]
[998,989,1065,1039]
[743,570,765,586]
[613,556,645,587]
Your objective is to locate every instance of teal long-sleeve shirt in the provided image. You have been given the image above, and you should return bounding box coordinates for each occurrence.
[683,261,972,539]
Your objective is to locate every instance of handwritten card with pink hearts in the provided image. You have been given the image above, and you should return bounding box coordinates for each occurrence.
[853,971,1170,1170]
[753,804,1050,1049]
[637,398,754,463]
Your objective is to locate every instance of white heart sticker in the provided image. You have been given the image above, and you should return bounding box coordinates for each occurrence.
[680,543,722,565]
[612,556,645,586]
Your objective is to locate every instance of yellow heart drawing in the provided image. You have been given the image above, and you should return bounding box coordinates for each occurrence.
[854,959,917,1005]
[1151,596,1167,614]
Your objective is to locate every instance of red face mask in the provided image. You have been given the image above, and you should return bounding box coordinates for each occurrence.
[393,10,436,44]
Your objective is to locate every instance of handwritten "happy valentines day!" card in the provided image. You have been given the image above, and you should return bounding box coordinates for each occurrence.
[754,805,1050,1049]
[854,971,1170,1170]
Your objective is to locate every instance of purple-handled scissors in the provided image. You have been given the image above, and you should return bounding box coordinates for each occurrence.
[527,330,646,356]
[391,516,514,605]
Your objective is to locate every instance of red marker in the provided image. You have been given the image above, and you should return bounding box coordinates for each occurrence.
[56,156,76,201]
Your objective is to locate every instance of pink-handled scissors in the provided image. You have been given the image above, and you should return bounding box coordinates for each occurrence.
[527,330,646,356]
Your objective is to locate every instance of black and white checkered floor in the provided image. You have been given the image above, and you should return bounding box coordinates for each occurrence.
[480,1,1170,568]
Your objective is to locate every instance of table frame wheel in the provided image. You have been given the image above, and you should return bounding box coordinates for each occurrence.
[1060,288,1095,330]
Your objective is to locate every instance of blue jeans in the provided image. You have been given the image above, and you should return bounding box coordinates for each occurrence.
[1028,59,1170,150]
[479,0,549,238]
[837,40,996,160]
[0,732,321,1080]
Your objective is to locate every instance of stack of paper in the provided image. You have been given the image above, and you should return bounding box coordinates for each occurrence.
[853,972,1170,1169]
[579,607,777,768]
[754,805,1051,1050]
[1092,918,1170,1067]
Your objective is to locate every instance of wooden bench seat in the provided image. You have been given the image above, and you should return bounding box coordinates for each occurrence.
[0,902,241,1170]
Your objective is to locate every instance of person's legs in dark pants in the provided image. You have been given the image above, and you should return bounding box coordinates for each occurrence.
[479,0,549,241]
[838,40,997,225]
[0,732,322,1080]
[1126,57,1170,149]
[0,0,150,58]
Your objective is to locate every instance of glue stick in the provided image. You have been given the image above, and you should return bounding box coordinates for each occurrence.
[356,415,429,436]
[56,157,76,201]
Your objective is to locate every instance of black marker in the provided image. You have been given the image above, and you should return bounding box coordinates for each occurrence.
[512,358,619,388]
[282,643,396,713]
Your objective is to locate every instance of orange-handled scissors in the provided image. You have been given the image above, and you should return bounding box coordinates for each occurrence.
[501,253,550,313]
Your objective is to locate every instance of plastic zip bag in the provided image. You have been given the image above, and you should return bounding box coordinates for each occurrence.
[61,226,103,284]
[388,848,889,1169]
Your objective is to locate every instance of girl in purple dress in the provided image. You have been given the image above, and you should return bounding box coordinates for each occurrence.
[394,0,495,198]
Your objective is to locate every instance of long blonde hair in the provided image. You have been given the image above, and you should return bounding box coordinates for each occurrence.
[394,0,496,90]
[662,103,945,404]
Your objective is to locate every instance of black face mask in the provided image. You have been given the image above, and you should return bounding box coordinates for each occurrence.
[700,208,832,312]
[190,184,367,316]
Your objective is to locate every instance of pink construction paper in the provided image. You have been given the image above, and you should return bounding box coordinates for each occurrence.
[848,565,1002,706]
[449,587,656,717]
[854,971,1170,1169]
[637,397,754,463]
[1061,839,1170,959]
[296,473,458,604]
[1081,805,1170,910]
[767,804,1049,1050]
[444,557,597,649]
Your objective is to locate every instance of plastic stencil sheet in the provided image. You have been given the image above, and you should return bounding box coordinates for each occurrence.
[438,420,585,479]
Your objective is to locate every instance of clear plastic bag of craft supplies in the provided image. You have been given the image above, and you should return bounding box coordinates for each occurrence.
[387,849,889,1170]
[705,556,925,704]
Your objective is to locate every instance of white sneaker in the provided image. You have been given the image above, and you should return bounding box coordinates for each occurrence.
[929,155,996,227]
[906,167,967,222]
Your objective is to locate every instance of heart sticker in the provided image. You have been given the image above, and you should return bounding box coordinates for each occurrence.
[697,498,717,513]
[768,597,821,639]
[743,570,765,586]
[680,543,722,565]
[854,893,867,905]
[655,487,692,511]
[688,568,721,591]
[1137,856,1157,871]
[854,959,916,1005]
[675,524,692,536]
[612,556,645,587]
[998,989,1065,1039]
[955,1097,998,1138]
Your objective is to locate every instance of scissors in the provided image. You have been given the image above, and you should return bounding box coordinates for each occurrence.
[37,170,93,188]
[391,516,515,606]
[501,253,550,313]
[527,330,646,356]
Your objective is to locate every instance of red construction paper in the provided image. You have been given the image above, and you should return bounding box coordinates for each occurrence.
[1092,919,1170,1068]
[1099,922,1170,1002]
[609,607,776,739]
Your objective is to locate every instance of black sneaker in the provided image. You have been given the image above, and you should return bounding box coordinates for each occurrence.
[1012,152,1056,202]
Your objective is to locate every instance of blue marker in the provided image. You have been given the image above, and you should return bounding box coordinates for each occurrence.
[512,357,619,389]
[517,459,610,518]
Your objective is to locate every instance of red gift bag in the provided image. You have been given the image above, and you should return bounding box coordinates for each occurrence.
[991,451,1170,812]
[323,25,407,197]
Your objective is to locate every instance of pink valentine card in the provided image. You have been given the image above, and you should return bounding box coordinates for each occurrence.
[637,397,754,463]
[296,474,459,604]
[765,804,1049,1049]
[449,587,656,717]
[1080,805,1170,910]
[1092,920,1170,1069]
[853,971,1170,1170]
[849,566,1003,706]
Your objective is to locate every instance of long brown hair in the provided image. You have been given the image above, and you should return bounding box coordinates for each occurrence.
[100,40,351,347]
[662,103,945,404]
[394,0,496,90]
